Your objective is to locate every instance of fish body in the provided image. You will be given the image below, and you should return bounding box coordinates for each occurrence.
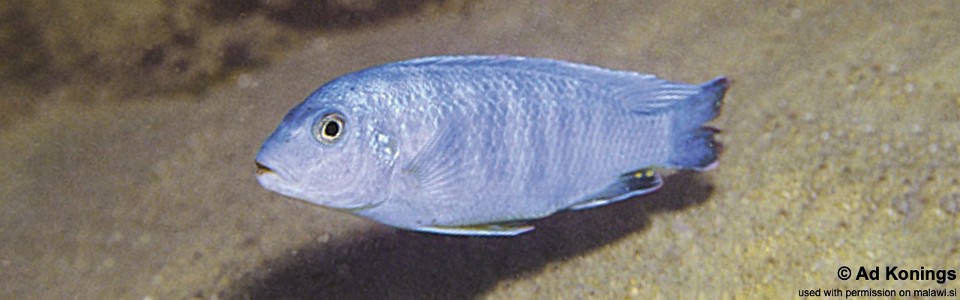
[255,55,728,236]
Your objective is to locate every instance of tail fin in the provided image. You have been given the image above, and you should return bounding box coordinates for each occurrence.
[667,76,728,171]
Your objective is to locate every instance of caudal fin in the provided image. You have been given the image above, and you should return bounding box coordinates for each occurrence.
[667,76,728,171]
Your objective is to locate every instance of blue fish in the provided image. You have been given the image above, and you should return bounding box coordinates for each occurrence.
[255,55,728,236]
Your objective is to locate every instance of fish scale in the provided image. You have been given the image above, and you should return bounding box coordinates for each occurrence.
[255,55,728,236]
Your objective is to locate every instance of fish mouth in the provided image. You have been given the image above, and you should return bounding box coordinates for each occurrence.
[255,161,275,176]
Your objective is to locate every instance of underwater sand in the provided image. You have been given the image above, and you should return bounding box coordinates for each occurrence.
[2,1,959,298]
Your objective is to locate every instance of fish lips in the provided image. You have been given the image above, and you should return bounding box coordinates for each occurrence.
[254,160,300,198]
[254,160,385,211]
[255,161,274,176]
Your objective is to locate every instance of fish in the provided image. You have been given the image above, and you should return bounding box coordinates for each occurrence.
[255,55,728,236]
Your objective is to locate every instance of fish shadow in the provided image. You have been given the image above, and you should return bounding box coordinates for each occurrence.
[225,171,714,299]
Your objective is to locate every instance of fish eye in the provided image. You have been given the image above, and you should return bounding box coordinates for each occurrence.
[313,112,346,144]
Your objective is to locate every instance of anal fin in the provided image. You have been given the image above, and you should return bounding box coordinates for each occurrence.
[568,168,663,211]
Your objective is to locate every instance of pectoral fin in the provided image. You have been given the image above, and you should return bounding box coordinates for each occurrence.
[568,168,663,210]
[401,122,469,202]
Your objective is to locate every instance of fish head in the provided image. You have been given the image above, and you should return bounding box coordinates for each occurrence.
[255,85,393,210]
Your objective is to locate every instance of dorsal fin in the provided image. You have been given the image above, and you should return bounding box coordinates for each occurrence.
[613,77,711,114]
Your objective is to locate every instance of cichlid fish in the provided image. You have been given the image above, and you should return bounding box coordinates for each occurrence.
[255,55,728,236]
